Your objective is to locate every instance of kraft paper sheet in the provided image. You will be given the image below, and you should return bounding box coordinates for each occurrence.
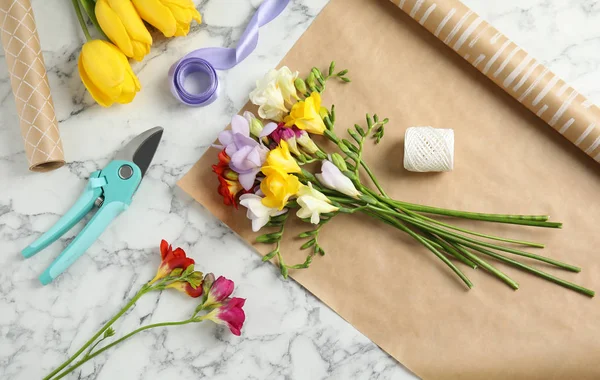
[179,0,600,378]
[0,0,64,171]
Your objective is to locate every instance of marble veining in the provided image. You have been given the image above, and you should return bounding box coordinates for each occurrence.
[1,0,599,379]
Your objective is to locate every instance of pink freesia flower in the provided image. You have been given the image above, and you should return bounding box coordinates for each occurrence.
[204,276,234,307]
[206,297,246,336]
[269,124,301,156]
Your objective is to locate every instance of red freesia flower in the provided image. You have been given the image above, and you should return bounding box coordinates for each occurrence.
[151,240,195,283]
[206,297,246,336]
[166,281,204,298]
[217,175,243,209]
[213,150,244,209]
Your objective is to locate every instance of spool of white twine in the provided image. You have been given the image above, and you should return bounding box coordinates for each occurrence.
[404,127,454,172]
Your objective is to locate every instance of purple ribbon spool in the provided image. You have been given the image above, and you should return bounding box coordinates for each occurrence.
[170,57,219,107]
[168,0,290,107]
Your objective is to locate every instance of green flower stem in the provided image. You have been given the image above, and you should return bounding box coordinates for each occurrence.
[51,319,197,380]
[362,208,473,288]
[362,201,521,290]
[384,198,558,227]
[71,0,92,41]
[44,285,151,380]
[401,204,544,248]
[450,242,520,290]
[359,186,545,248]
[359,161,388,197]
[463,244,595,297]
[381,209,580,272]
[422,234,478,269]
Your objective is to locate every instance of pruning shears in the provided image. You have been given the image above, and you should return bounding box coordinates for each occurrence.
[22,127,164,285]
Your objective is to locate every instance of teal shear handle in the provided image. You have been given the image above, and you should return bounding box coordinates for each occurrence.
[22,160,142,285]
[22,172,104,259]
[39,201,129,285]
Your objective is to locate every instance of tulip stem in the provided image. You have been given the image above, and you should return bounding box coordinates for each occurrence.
[71,0,92,41]
[50,319,197,380]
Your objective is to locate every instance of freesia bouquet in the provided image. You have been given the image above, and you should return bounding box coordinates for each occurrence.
[44,240,245,380]
[69,0,201,106]
[211,62,595,297]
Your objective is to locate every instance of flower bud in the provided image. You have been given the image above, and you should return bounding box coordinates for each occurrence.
[319,107,329,119]
[294,78,307,93]
[243,111,264,138]
[306,72,316,88]
[202,273,215,294]
[224,169,239,181]
[331,153,348,172]
[295,130,319,154]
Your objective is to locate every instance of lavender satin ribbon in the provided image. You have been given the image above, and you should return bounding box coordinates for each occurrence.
[169,0,290,106]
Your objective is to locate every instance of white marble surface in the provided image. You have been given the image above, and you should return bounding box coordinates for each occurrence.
[1,0,599,379]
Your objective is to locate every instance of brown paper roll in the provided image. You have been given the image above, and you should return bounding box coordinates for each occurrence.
[0,0,64,172]
[391,0,600,163]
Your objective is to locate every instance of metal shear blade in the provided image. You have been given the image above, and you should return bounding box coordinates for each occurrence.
[22,127,164,285]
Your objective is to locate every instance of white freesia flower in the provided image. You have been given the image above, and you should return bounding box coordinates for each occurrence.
[316,160,361,198]
[249,67,299,122]
[296,183,339,224]
[239,193,287,232]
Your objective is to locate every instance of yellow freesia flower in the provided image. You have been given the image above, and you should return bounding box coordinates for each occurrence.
[260,166,300,210]
[132,0,202,37]
[284,92,327,135]
[78,40,141,107]
[96,0,152,61]
[265,140,301,174]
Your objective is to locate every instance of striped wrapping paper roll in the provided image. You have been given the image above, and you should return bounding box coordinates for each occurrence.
[391,0,600,163]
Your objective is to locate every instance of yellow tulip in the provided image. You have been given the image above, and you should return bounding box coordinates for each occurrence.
[260,166,300,210]
[284,92,327,135]
[78,40,141,107]
[265,140,301,174]
[96,0,152,61]
[132,0,202,37]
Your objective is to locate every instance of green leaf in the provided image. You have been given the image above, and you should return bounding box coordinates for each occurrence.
[340,77,351,83]
[79,0,108,39]
[329,61,336,76]
[301,239,316,250]
[103,327,115,338]
[330,104,336,123]
[336,69,348,76]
